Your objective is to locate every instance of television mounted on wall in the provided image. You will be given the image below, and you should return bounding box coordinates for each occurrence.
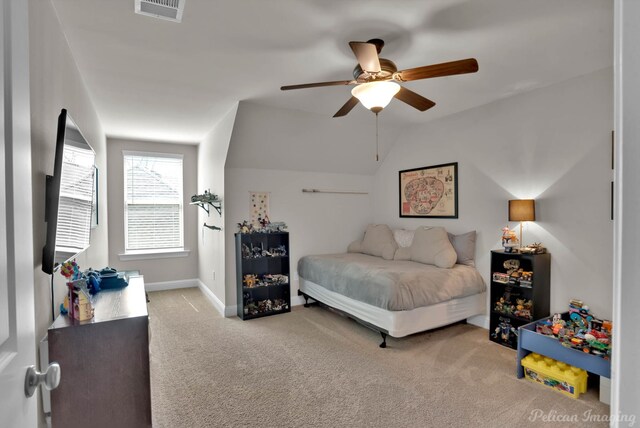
[42,109,96,275]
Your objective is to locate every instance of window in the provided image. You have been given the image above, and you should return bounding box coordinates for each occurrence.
[123,152,184,252]
[57,144,95,253]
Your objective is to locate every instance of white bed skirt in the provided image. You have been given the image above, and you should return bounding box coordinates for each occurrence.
[299,277,487,338]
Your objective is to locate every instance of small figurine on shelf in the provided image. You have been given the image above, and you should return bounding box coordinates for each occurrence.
[492,318,518,343]
[241,243,251,259]
[243,274,258,288]
[191,189,219,203]
[258,216,271,230]
[501,226,519,253]
[272,299,289,311]
[503,259,520,274]
[245,300,258,316]
[237,220,254,234]
[513,298,533,320]
[521,242,547,254]
[264,221,288,233]
[267,245,287,257]
[263,274,288,285]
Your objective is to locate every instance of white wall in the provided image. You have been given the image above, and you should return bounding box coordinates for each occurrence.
[225,101,403,175]
[106,138,198,283]
[612,0,640,423]
[29,0,109,340]
[28,1,108,425]
[224,168,373,308]
[197,103,238,306]
[373,68,613,319]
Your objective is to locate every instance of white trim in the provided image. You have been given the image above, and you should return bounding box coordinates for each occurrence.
[290,295,305,307]
[196,280,237,317]
[224,305,237,318]
[118,248,190,261]
[466,315,489,330]
[122,150,184,160]
[123,151,185,251]
[612,0,622,422]
[144,278,198,292]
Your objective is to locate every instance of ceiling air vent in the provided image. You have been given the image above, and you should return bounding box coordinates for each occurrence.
[135,0,185,23]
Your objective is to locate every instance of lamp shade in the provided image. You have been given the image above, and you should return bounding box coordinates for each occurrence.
[509,199,536,222]
[351,81,401,112]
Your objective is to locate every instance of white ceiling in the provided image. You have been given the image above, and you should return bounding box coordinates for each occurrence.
[50,0,612,144]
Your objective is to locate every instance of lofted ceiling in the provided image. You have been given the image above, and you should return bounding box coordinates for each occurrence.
[50,0,612,144]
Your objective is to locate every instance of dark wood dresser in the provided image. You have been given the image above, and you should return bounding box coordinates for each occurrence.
[48,275,151,428]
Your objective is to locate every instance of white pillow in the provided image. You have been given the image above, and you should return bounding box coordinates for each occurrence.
[393,246,411,261]
[393,229,416,248]
[361,224,398,260]
[347,240,363,253]
[410,226,457,268]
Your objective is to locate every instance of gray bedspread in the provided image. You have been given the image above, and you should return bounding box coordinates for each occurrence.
[298,253,486,311]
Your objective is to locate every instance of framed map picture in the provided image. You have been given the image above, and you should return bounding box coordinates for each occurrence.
[399,162,458,218]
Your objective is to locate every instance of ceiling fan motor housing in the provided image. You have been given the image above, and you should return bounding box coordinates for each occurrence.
[353,58,398,82]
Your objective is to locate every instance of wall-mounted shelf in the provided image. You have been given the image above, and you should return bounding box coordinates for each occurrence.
[190,200,222,217]
[192,191,222,232]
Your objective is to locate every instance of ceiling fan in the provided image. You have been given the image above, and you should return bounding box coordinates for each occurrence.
[281,38,479,117]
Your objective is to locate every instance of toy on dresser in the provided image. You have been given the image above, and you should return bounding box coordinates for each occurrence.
[60,260,94,321]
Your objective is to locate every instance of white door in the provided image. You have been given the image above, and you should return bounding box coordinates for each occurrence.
[0,0,37,426]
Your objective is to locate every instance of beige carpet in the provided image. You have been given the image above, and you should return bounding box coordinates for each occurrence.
[148,288,609,427]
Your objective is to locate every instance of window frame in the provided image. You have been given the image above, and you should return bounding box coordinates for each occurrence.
[122,150,185,254]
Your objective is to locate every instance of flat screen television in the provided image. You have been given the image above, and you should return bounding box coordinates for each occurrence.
[42,109,96,275]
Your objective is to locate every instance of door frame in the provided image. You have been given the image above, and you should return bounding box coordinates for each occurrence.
[0,0,37,426]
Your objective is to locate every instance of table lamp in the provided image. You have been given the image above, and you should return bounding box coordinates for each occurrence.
[509,199,535,248]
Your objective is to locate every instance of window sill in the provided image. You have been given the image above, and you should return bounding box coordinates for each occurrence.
[118,249,190,261]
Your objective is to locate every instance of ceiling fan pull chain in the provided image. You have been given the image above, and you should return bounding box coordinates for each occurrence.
[375,112,379,162]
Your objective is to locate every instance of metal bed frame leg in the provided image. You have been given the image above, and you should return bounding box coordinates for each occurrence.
[379,332,387,348]
[303,295,310,308]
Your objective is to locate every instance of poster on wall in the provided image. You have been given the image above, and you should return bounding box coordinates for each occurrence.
[250,191,270,228]
[399,162,458,218]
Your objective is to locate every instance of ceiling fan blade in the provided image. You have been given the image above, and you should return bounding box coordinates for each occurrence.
[333,96,360,117]
[349,41,381,73]
[281,80,354,91]
[394,87,436,111]
[396,58,478,82]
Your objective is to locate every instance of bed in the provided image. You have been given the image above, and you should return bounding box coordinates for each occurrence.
[297,225,487,347]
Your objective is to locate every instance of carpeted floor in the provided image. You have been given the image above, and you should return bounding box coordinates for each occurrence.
[148,288,609,427]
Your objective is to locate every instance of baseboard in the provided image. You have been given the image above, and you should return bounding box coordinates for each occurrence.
[145,278,198,292]
[224,305,238,318]
[290,295,305,307]
[467,314,489,329]
[196,280,237,318]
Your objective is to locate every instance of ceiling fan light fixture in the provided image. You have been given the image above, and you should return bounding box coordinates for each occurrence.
[351,81,401,112]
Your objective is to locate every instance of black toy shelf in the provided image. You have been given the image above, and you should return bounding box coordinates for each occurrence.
[235,232,290,320]
[489,250,551,350]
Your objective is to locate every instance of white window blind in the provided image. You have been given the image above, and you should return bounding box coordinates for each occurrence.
[57,145,95,252]
[124,152,184,251]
